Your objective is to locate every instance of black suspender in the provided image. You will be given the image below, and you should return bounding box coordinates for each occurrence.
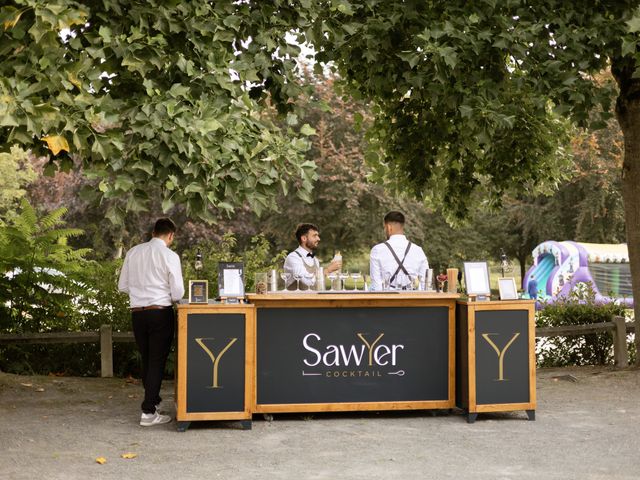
[384,241,412,286]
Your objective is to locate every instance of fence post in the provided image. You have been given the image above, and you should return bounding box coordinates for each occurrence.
[100,324,114,378]
[612,316,628,369]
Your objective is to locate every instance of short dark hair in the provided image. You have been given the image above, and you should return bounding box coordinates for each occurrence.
[295,223,319,243]
[384,211,405,225]
[153,218,177,236]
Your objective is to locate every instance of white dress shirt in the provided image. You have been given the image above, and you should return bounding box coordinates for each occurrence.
[118,237,185,307]
[369,234,429,291]
[283,246,320,289]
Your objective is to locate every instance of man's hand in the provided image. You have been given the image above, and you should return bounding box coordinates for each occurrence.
[325,259,342,274]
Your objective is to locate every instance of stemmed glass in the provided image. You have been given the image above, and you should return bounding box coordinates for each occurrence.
[339,271,349,291]
[293,273,303,292]
[327,272,338,290]
[304,272,316,291]
[350,272,362,291]
[280,271,289,291]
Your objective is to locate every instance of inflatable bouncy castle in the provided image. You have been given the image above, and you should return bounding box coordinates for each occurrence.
[523,241,633,308]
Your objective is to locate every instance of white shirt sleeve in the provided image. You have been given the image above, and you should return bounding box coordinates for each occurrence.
[117,252,130,294]
[167,252,185,302]
[369,246,383,291]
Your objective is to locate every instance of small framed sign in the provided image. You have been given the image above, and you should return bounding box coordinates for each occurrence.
[218,262,245,299]
[464,261,491,297]
[498,277,518,300]
[189,280,209,304]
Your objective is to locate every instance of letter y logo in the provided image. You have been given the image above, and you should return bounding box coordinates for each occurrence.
[195,337,237,388]
[481,333,520,381]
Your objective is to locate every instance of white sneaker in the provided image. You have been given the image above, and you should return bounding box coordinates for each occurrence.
[140,412,172,427]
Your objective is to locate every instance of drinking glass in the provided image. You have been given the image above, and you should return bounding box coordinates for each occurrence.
[417,273,425,291]
[304,272,316,291]
[293,273,303,292]
[280,271,289,291]
[339,271,349,291]
[382,272,391,291]
[409,274,419,291]
[350,272,362,291]
[327,272,338,290]
[425,269,435,292]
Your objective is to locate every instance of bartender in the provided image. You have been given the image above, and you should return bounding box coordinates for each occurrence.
[369,211,429,291]
[283,223,342,290]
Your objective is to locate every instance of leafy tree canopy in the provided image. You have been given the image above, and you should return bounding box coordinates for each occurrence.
[311,0,639,219]
[0,0,318,223]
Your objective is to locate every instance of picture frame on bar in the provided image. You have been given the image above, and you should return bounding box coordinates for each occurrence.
[188,280,208,304]
[218,262,245,300]
[498,277,518,300]
[463,261,491,298]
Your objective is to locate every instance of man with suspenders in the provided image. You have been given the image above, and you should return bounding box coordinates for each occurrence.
[283,223,342,290]
[369,211,429,291]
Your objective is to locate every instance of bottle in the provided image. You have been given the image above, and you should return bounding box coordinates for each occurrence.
[194,249,203,272]
[333,251,342,273]
[331,251,342,290]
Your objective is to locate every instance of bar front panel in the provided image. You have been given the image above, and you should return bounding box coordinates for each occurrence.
[185,313,246,413]
[474,309,530,405]
[256,306,450,405]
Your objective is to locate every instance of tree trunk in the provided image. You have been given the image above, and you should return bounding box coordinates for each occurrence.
[614,60,640,367]
[517,253,528,287]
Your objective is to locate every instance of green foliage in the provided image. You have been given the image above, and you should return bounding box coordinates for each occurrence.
[0,145,36,218]
[0,0,318,222]
[536,284,629,367]
[74,259,130,331]
[181,233,286,295]
[0,198,92,333]
[315,1,625,219]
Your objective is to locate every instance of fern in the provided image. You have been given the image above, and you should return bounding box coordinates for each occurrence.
[0,199,93,333]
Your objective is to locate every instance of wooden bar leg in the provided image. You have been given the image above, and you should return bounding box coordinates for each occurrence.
[176,421,191,432]
[526,410,535,421]
[467,413,478,424]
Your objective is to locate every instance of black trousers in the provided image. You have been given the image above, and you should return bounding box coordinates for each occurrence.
[131,307,175,414]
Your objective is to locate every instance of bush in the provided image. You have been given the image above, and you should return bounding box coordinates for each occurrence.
[536,283,629,367]
[181,232,286,295]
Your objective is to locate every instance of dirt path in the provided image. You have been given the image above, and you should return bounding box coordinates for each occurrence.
[1,366,639,479]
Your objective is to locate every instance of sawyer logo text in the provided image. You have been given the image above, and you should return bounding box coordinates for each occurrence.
[302,332,405,378]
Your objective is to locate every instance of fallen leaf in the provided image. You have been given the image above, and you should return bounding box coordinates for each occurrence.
[35,388,45,392]
[121,453,137,459]
[20,383,33,387]
[95,457,107,465]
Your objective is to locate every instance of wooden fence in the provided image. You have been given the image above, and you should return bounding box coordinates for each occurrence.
[0,317,635,377]
[0,325,134,377]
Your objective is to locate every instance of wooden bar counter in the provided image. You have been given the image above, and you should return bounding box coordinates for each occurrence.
[456,299,536,423]
[247,292,458,414]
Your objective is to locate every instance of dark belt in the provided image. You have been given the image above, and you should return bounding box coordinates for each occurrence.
[130,305,172,312]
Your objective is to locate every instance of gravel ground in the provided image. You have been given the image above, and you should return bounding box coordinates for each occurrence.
[1,366,639,480]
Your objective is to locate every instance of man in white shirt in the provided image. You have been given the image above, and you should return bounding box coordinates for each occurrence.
[118,218,185,427]
[369,211,429,291]
[283,223,342,290]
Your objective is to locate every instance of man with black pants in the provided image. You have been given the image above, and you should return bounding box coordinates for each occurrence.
[118,218,185,426]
